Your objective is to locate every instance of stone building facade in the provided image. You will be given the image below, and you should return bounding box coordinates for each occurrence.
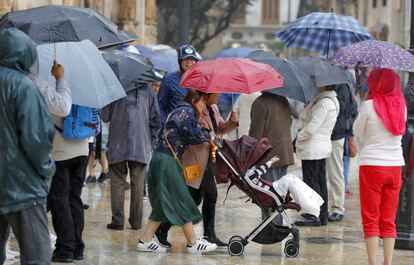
[0,0,157,45]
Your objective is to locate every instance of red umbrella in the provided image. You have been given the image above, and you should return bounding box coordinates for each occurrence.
[180,58,284,93]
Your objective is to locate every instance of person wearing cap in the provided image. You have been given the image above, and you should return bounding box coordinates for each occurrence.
[157,44,201,124]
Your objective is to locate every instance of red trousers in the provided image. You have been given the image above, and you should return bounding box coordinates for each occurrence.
[359,165,402,238]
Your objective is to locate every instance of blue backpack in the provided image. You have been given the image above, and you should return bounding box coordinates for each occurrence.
[55,105,101,140]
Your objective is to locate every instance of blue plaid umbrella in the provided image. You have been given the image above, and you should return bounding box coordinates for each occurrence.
[276,12,374,56]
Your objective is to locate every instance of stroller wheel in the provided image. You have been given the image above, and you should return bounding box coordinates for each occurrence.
[284,239,299,258]
[228,236,245,256]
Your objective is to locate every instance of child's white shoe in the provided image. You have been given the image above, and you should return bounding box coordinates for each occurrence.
[187,237,217,254]
[137,238,167,253]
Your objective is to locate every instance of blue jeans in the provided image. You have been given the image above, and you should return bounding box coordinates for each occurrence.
[343,135,351,189]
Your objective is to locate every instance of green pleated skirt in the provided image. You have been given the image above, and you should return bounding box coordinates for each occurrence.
[147,151,202,226]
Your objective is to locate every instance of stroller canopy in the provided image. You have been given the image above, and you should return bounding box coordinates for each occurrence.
[222,135,272,173]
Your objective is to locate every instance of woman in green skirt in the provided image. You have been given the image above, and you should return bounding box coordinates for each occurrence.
[138,90,217,254]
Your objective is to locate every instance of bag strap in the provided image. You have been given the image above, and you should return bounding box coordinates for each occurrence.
[320,96,340,114]
[163,113,184,171]
[54,124,62,133]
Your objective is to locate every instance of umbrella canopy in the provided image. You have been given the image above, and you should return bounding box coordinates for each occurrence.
[331,40,414,72]
[215,46,257,58]
[289,57,349,87]
[136,45,179,73]
[276,12,373,55]
[103,51,157,92]
[0,5,136,48]
[247,50,278,60]
[37,40,126,108]
[180,58,284,94]
[248,55,317,103]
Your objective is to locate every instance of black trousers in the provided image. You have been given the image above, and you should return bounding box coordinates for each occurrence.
[157,161,219,237]
[301,159,328,220]
[48,156,87,258]
[189,162,218,237]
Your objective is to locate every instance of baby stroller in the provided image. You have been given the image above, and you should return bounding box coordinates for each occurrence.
[213,135,300,258]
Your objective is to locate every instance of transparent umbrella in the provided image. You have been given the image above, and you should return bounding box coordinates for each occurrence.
[36,40,126,108]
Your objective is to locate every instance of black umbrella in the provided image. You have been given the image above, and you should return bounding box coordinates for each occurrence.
[289,57,349,87]
[247,53,317,103]
[103,51,157,92]
[0,5,136,48]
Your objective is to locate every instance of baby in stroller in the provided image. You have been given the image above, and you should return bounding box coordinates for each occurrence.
[244,157,318,214]
[214,135,323,258]
[244,156,280,193]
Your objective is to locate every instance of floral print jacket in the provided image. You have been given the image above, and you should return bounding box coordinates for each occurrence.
[156,102,211,160]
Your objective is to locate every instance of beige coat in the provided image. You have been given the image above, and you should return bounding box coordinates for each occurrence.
[182,104,238,188]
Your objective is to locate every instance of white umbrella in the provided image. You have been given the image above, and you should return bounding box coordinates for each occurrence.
[36,40,126,108]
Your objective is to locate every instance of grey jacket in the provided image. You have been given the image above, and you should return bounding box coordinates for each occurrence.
[101,85,160,165]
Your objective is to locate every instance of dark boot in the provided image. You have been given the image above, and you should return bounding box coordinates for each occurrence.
[294,214,321,227]
[204,222,228,247]
[155,222,172,248]
[204,234,228,247]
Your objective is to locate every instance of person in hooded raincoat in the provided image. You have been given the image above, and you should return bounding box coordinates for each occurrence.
[0,28,55,265]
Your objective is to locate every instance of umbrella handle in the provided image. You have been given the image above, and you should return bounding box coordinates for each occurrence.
[355,64,362,93]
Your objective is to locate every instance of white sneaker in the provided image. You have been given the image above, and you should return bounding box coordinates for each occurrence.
[187,237,217,254]
[137,238,167,253]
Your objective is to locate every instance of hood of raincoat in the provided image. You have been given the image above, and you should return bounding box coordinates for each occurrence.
[0,28,37,73]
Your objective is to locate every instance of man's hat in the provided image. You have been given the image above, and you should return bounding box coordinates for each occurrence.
[178,44,201,61]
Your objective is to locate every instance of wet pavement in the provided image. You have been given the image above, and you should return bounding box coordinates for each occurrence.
[6,158,414,265]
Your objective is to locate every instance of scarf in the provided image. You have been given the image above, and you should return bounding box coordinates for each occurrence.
[366,68,406,136]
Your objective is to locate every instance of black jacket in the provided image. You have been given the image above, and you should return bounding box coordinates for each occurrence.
[331,84,358,140]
